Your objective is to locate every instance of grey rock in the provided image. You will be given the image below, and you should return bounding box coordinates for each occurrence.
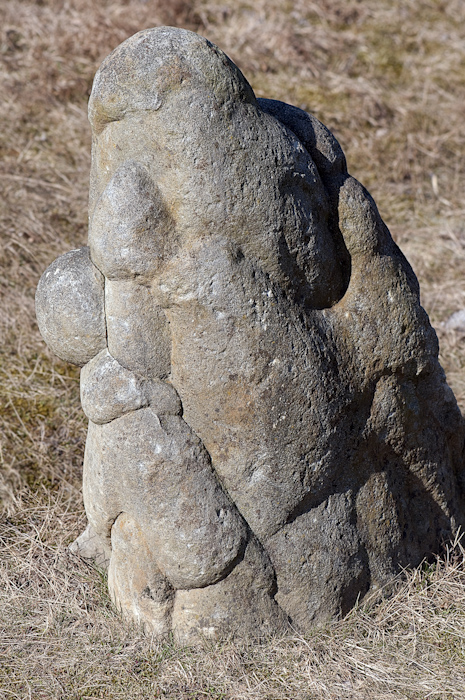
[171,538,289,643]
[80,349,148,424]
[37,27,465,641]
[35,247,106,366]
[89,160,177,283]
[105,279,171,379]
[83,409,249,591]
[69,522,111,569]
[267,492,368,627]
[143,379,182,416]
[108,512,175,636]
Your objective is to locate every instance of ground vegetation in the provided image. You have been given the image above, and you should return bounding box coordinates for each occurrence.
[1,1,465,697]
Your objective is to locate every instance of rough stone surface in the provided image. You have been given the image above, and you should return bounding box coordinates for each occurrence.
[80,349,148,424]
[83,409,249,591]
[36,247,106,366]
[68,523,111,569]
[105,279,171,379]
[171,538,288,643]
[108,512,175,636]
[36,26,465,641]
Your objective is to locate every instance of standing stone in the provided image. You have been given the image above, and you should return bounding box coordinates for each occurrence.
[36,26,465,641]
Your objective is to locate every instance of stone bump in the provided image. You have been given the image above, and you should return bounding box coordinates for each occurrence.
[36,246,106,366]
[36,26,465,642]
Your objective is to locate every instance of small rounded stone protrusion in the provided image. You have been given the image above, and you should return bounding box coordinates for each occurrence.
[171,538,290,643]
[35,246,106,366]
[80,349,148,424]
[105,278,171,380]
[80,349,182,424]
[143,379,182,416]
[89,160,175,282]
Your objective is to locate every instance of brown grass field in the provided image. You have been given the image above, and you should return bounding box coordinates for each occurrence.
[1,0,465,697]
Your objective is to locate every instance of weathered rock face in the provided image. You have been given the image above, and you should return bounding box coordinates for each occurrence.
[36,26,465,642]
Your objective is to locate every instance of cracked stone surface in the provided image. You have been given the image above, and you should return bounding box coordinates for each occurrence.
[36,26,465,642]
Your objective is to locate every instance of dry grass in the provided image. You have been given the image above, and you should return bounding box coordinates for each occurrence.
[1,0,465,697]
[2,490,465,699]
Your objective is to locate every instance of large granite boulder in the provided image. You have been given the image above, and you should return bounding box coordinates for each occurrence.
[36,26,465,642]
